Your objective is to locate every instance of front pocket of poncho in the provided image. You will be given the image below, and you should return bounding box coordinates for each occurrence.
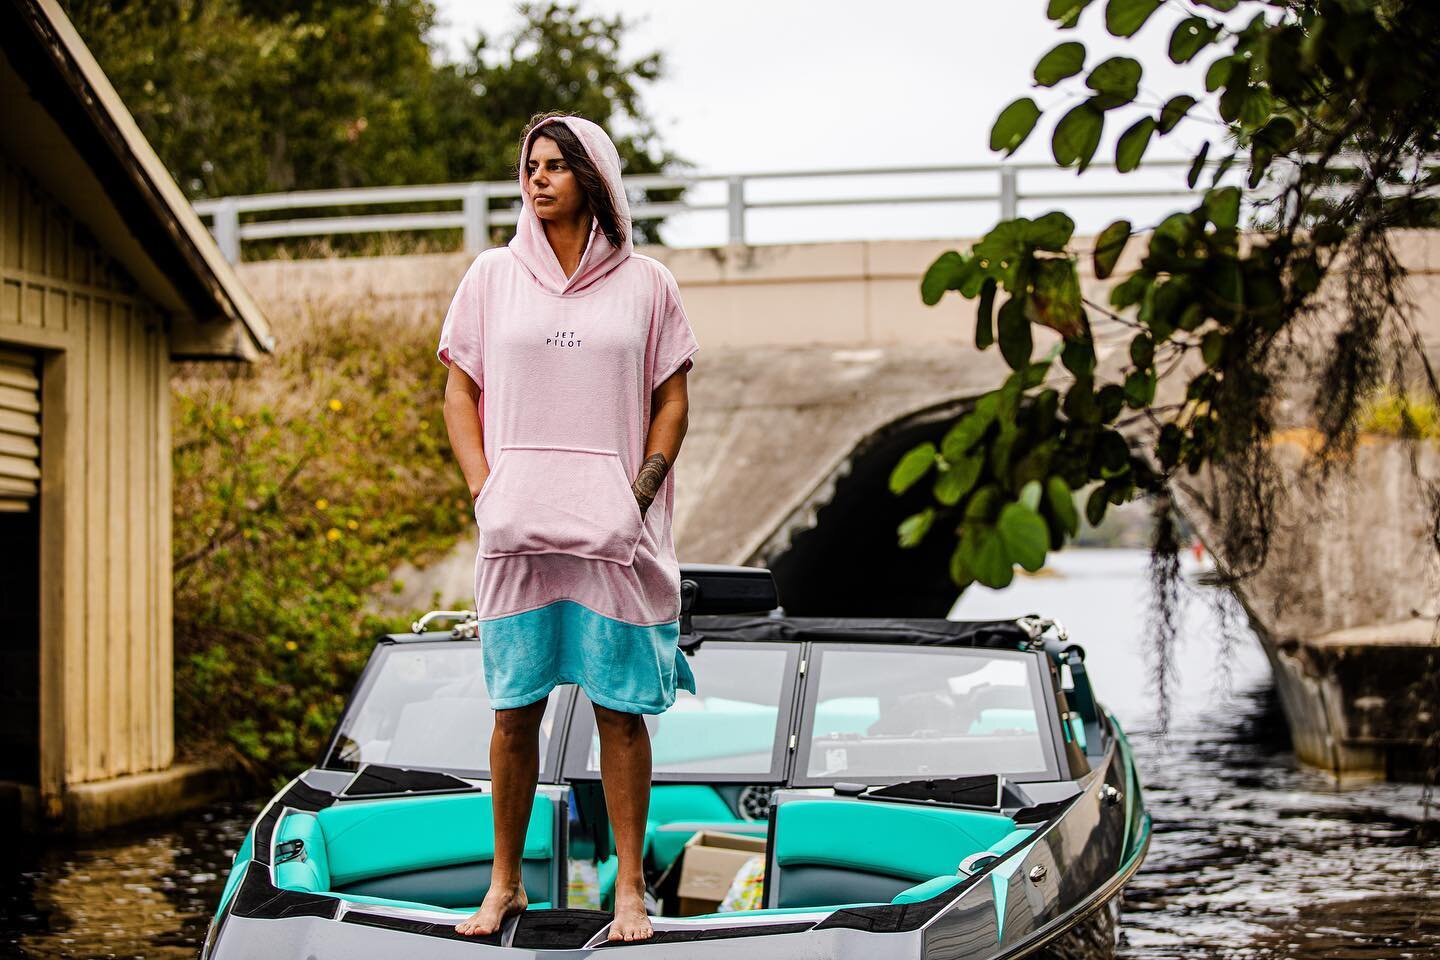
[473,444,644,565]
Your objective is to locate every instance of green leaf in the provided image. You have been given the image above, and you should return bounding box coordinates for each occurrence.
[989,427,1018,481]
[1093,219,1130,280]
[1115,116,1155,173]
[965,484,1004,523]
[1024,211,1076,251]
[1022,359,1052,389]
[1158,95,1196,135]
[1027,258,1087,338]
[897,507,935,548]
[1013,438,1057,489]
[997,374,1024,426]
[997,502,1050,572]
[992,98,1043,155]
[1105,0,1161,37]
[1097,384,1126,422]
[1203,186,1241,230]
[1035,41,1086,86]
[997,296,1034,371]
[1045,475,1080,536]
[1085,485,1109,526]
[1187,141,1211,188]
[1123,369,1157,407]
[1052,101,1104,171]
[889,441,937,494]
[1156,423,1182,469]
[1019,479,1043,511]
[959,524,1014,589]
[1110,271,1150,308]
[941,396,998,461]
[1129,332,1154,368]
[1097,429,1131,474]
[1062,338,1096,378]
[975,279,998,350]
[1201,330,1225,366]
[1169,16,1217,63]
[1046,0,1095,27]
[1086,56,1142,106]
[949,541,976,589]
[933,450,985,506]
[922,251,964,305]
[1205,55,1235,93]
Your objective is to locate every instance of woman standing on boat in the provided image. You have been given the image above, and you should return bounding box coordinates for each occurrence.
[437,111,699,942]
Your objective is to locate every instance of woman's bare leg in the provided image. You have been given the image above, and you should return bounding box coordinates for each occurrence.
[594,704,654,942]
[455,696,548,935]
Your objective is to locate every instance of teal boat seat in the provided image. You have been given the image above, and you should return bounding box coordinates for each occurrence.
[272,792,556,911]
[769,799,1019,909]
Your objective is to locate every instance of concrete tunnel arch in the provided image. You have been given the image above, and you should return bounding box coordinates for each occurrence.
[746,395,982,619]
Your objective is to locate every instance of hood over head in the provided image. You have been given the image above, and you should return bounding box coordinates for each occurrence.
[509,115,633,296]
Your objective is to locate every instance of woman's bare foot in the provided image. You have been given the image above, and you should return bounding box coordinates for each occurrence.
[454,879,527,936]
[608,885,653,942]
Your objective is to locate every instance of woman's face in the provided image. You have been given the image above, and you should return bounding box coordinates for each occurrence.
[525,134,586,223]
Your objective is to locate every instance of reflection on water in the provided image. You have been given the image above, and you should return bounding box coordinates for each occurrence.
[5,800,260,959]
[954,548,1440,959]
[5,549,1437,957]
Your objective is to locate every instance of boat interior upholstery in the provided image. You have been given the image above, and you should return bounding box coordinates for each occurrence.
[766,796,1033,909]
[268,783,1039,918]
[271,791,557,914]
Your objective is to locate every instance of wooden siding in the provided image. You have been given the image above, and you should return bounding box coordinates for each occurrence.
[0,153,174,798]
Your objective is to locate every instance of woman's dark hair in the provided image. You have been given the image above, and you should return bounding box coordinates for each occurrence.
[518,111,627,249]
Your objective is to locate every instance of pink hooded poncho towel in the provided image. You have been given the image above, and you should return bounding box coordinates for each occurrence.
[436,114,699,714]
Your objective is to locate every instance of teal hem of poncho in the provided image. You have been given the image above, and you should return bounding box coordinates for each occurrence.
[480,598,697,715]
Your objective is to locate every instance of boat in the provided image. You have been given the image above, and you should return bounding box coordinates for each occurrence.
[200,562,1150,958]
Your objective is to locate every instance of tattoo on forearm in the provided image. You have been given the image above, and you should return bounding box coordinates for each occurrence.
[632,453,669,513]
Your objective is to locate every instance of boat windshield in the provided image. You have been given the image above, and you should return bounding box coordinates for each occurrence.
[563,642,799,782]
[321,640,559,779]
[795,645,1055,784]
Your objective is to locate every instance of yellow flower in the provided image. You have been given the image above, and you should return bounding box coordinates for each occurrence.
[315,498,328,510]
[328,399,343,412]
[285,640,298,652]
[346,519,358,530]
[419,420,430,431]
[231,416,245,429]
[326,527,341,541]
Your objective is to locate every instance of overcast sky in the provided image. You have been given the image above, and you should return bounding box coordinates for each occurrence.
[428,1,1233,243]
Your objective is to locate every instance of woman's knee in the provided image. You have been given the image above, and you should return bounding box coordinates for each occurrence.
[592,704,648,741]
[493,697,547,737]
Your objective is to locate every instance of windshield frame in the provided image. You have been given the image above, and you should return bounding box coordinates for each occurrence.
[791,642,1063,787]
[317,638,573,783]
[558,640,802,784]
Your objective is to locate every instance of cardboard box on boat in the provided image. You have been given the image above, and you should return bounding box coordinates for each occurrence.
[674,830,767,916]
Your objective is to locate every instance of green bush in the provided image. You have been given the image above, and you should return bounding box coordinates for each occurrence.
[171,304,471,791]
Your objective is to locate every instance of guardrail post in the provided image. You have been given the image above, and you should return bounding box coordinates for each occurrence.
[999,166,1018,221]
[462,183,489,253]
[211,198,240,263]
[727,175,745,245]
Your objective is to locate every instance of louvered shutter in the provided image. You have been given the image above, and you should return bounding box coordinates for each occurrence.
[0,347,41,512]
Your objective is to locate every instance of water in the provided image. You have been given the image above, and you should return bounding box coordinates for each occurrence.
[5,548,1438,958]
[953,549,1440,958]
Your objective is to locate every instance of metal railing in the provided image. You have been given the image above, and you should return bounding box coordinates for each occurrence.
[191,159,1236,263]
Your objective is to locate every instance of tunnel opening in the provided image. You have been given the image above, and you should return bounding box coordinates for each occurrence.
[755,399,973,618]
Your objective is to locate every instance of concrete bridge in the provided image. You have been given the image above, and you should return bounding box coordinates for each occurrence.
[236,232,1440,783]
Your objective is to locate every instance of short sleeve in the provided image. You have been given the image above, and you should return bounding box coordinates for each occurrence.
[652,265,699,388]
[437,256,485,390]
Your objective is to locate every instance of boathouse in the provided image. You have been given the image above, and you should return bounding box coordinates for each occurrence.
[1,0,274,830]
